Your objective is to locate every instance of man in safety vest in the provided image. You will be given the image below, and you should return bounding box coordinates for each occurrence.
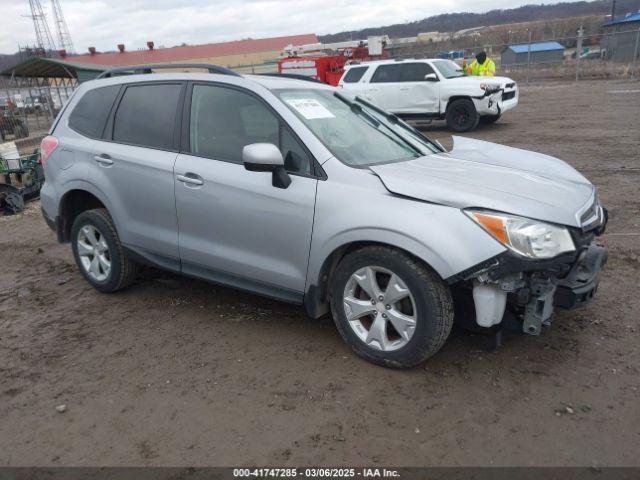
[465,51,496,77]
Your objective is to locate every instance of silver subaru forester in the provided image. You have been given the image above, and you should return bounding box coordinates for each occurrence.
[40,65,608,368]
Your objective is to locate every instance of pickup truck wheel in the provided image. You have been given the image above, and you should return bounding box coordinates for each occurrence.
[480,114,501,125]
[446,98,479,132]
[329,246,453,368]
[71,208,139,293]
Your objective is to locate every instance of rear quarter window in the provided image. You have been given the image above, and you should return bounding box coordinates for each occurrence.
[68,85,119,138]
[342,66,369,83]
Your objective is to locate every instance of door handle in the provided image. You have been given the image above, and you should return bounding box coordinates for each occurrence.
[94,154,113,166]
[400,87,410,91]
[177,174,204,186]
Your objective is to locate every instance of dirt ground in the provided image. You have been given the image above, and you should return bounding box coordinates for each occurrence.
[1,79,639,468]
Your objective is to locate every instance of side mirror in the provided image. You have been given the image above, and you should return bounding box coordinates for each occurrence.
[242,143,291,189]
[425,73,438,82]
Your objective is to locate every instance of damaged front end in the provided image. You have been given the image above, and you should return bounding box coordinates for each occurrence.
[451,206,608,336]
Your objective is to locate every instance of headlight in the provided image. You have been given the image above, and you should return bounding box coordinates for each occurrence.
[480,82,501,92]
[466,210,575,259]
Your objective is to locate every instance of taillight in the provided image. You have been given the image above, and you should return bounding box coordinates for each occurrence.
[40,135,59,166]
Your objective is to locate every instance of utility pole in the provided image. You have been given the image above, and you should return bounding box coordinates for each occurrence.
[632,27,640,79]
[611,0,617,21]
[526,29,532,85]
[576,24,584,81]
[28,0,56,55]
[51,0,75,54]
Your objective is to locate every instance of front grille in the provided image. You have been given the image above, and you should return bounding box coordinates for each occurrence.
[502,91,516,101]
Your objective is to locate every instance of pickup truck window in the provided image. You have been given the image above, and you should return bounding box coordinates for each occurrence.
[276,88,420,167]
[342,66,369,83]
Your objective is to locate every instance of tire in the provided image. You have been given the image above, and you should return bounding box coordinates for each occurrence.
[329,246,454,368]
[445,98,480,132]
[0,184,24,215]
[480,114,501,125]
[71,208,139,293]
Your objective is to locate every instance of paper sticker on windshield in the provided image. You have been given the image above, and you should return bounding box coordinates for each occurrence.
[285,98,335,119]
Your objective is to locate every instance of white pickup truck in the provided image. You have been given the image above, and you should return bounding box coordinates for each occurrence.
[338,58,518,132]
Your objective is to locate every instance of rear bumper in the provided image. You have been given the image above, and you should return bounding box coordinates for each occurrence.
[41,206,64,243]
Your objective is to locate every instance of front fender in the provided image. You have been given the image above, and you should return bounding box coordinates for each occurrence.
[303,158,507,317]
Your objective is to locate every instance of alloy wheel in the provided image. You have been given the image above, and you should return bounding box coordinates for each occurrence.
[342,266,417,351]
[77,225,111,282]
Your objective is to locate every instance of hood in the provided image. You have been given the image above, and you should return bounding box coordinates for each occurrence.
[370,136,594,227]
[447,75,515,87]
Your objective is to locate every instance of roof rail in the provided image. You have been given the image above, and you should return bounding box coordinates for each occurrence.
[96,63,242,79]
[258,73,322,83]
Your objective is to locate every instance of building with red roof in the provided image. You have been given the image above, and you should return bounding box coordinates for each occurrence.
[65,33,318,71]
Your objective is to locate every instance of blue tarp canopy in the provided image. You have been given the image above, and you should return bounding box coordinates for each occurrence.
[506,41,565,54]
[604,12,640,26]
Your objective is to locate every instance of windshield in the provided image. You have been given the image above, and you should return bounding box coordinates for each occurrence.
[275,88,421,167]
[432,59,465,79]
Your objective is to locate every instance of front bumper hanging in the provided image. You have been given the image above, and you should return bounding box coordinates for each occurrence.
[459,240,608,336]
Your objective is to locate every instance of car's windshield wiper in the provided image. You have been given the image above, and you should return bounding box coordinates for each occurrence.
[334,92,423,156]
[352,96,444,153]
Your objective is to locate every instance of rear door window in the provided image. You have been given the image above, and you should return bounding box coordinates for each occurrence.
[68,85,119,138]
[370,64,403,83]
[399,63,435,81]
[112,83,182,150]
[342,66,369,83]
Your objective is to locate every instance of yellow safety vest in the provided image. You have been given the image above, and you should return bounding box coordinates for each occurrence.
[467,58,496,77]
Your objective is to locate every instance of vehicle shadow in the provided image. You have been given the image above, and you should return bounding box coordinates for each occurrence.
[131,266,538,366]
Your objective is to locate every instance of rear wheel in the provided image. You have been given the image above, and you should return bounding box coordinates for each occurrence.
[480,114,501,125]
[446,98,479,132]
[71,208,139,292]
[329,246,454,368]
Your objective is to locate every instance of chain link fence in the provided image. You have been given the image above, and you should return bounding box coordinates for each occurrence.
[387,27,640,84]
[1,76,77,153]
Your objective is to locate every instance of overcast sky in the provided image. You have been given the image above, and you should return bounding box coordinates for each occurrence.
[0,0,585,54]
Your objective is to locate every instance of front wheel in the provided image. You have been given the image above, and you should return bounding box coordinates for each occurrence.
[445,98,479,132]
[329,246,454,368]
[71,208,139,292]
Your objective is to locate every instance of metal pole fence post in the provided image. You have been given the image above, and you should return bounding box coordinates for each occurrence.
[526,30,532,85]
[576,25,584,81]
[632,27,640,79]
